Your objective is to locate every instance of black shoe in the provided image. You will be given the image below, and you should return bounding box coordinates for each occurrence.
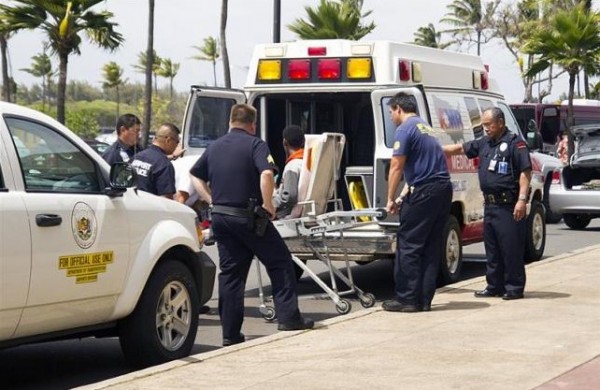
[502,292,524,300]
[474,289,503,298]
[277,317,315,331]
[382,300,419,313]
[222,333,245,347]
[198,305,210,315]
[420,305,431,312]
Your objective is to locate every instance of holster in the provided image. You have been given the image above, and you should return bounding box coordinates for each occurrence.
[253,205,270,237]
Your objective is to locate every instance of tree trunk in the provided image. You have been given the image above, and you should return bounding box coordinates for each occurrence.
[42,75,47,111]
[0,35,10,102]
[567,71,576,163]
[143,0,155,148]
[169,77,173,100]
[220,0,231,88]
[116,84,120,119]
[212,61,217,87]
[584,70,590,99]
[57,52,69,124]
[476,30,481,56]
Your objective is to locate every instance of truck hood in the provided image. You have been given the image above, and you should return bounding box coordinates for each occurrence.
[572,125,600,167]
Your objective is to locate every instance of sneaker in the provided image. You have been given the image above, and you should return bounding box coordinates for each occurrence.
[277,317,315,331]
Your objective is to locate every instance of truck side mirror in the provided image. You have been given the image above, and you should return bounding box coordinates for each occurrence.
[527,119,539,133]
[527,131,543,151]
[107,162,136,196]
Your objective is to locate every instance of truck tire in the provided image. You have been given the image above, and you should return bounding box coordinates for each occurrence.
[563,214,591,230]
[544,178,562,224]
[438,215,462,285]
[119,260,199,368]
[525,201,546,262]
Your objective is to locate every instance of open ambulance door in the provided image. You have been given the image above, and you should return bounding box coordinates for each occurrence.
[182,86,246,156]
[370,87,429,222]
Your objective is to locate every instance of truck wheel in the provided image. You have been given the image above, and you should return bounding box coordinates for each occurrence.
[525,201,546,263]
[544,178,562,224]
[438,215,462,285]
[119,260,199,368]
[563,214,591,230]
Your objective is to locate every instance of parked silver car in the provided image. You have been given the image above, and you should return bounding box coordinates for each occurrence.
[549,124,600,229]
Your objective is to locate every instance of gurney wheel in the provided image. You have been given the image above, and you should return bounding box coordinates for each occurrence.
[262,306,276,322]
[360,293,376,308]
[336,299,352,315]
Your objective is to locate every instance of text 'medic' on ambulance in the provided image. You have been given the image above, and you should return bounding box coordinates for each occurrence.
[182,39,546,284]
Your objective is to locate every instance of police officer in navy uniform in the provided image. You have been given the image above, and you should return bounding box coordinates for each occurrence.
[130,123,180,199]
[190,104,314,347]
[383,92,453,313]
[102,113,142,165]
[444,107,531,300]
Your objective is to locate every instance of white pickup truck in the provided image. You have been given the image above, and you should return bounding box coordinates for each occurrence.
[0,102,215,367]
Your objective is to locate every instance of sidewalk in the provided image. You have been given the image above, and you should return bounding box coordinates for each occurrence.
[83,245,600,390]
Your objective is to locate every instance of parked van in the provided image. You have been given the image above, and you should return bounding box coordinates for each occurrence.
[181,40,547,284]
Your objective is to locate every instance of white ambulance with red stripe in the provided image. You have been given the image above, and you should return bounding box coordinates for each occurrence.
[181,39,547,284]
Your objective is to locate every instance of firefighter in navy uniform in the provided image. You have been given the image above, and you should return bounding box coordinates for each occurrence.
[444,107,532,300]
[190,104,314,347]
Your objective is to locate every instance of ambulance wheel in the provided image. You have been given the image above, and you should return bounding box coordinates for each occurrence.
[336,299,352,314]
[525,201,546,262]
[119,260,199,368]
[262,306,276,322]
[360,293,376,308]
[438,215,462,286]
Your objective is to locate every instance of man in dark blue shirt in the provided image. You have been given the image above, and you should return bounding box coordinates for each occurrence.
[130,123,180,198]
[190,104,313,347]
[101,114,142,165]
[444,107,531,300]
[383,92,453,313]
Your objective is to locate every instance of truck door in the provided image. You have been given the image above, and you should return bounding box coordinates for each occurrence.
[182,87,246,156]
[4,116,130,337]
[370,87,429,213]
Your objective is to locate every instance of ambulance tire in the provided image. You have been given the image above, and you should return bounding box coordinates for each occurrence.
[119,260,199,368]
[525,201,546,263]
[438,215,462,286]
[544,177,562,224]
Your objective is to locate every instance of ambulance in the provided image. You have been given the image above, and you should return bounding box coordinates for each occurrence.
[181,39,547,284]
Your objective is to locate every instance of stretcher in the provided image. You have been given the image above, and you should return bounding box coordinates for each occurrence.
[255,133,386,320]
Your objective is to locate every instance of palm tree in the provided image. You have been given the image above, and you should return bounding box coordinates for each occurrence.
[288,0,375,40]
[0,0,123,124]
[220,0,231,88]
[191,37,220,86]
[21,46,55,111]
[157,58,179,99]
[102,61,126,119]
[142,0,155,148]
[133,50,162,96]
[413,23,451,49]
[0,12,17,102]
[440,0,499,56]
[523,4,600,161]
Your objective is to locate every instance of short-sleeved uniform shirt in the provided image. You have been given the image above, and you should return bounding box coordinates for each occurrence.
[172,156,200,206]
[392,115,450,185]
[130,144,175,196]
[190,128,278,207]
[462,129,532,194]
[102,140,142,165]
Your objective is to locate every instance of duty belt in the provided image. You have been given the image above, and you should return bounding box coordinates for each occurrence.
[211,205,250,218]
[483,191,516,205]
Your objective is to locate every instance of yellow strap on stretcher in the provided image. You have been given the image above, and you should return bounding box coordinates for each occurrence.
[348,181,370,222]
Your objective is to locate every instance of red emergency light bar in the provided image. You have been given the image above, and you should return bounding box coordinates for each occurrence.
[399,60,411,81]
[308,46,327,56]
[288,59,311,80]
[318,59,341,80]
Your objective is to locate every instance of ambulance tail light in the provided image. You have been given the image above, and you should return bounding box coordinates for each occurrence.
[258,60,281,81]
[317,58,341,80]
[552,170,561,184]
[347,58,372,79]
[308,46,327,56]
[288,59,311,80]
[481,71,489,90]
[399,60,411,81]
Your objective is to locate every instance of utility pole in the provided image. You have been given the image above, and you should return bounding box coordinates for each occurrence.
[273,0,281,43]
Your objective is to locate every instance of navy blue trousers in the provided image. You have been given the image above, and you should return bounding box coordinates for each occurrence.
[212,214,300,340]
[483,204,527,294]
[395,180,452,307]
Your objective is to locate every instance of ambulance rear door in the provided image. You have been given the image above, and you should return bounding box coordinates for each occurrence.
[370,87,429,220]
[182,87,246,156]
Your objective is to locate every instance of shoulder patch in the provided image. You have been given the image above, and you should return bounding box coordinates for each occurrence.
[393,141,400,150]
[516,141,527,149]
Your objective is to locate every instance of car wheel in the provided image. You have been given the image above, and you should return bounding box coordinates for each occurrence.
[525,200,546,262]
[563,214,591,230]
[544,178,562,224]
[119,260,199,368]
[438,215,462,285]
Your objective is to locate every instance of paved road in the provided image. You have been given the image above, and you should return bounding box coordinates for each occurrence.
[2,220,599,390]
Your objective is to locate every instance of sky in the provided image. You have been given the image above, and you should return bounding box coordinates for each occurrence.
[4,0,597,103]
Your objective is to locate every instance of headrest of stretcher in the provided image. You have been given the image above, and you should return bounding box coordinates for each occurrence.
[290,132,346,218]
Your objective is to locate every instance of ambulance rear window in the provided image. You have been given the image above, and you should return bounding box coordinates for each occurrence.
[186,96,235,148]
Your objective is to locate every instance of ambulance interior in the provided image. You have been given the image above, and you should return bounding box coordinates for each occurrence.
[254,92,375,211]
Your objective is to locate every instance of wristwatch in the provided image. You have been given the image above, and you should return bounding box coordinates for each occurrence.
[518,194,527,201]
